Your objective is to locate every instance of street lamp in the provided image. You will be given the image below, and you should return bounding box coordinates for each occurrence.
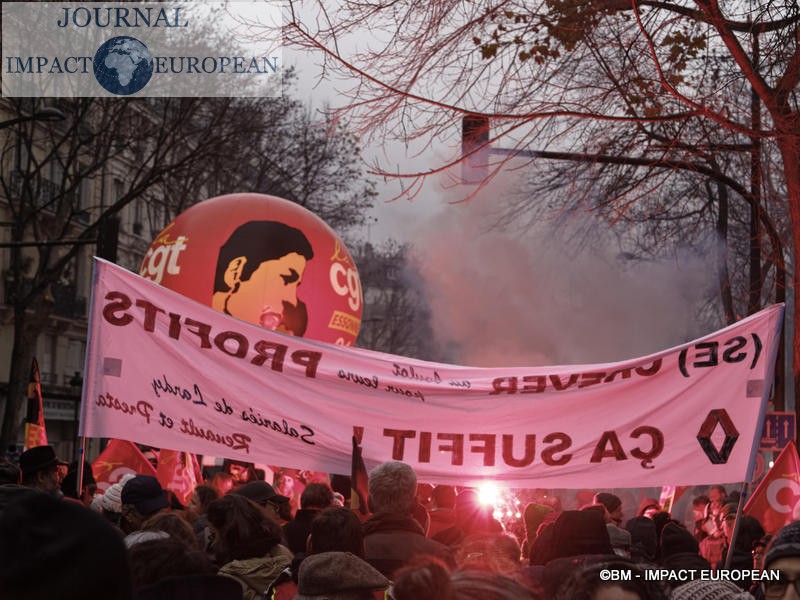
[0,106,66,129]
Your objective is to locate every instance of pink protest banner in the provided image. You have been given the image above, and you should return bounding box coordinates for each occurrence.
[80,259,783,488]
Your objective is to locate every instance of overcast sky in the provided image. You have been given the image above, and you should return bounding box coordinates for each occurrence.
[283,31,456,245]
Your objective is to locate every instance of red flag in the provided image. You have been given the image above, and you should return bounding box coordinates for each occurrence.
[351,435,369,515]
[156,449,198,507]
[744,441,800,535]
[92,439,157,493]
[23,357,47,450]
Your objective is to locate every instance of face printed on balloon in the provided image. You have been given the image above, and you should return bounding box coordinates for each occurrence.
[212,221,314,335]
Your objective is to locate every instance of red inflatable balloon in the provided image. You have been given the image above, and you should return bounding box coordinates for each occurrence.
[138,193,362,346]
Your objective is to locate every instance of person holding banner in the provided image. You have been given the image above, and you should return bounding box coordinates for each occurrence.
[718,501,766,590]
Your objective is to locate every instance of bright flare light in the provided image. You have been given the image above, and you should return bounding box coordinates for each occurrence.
[478,482,500,506]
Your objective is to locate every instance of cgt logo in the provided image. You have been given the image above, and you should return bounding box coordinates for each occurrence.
[766,477,800,515]
[697,409,740,464]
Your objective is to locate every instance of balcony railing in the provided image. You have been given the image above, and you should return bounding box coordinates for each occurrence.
[51,282,87,318]
[4,278,86,318]
[10,171,86,222]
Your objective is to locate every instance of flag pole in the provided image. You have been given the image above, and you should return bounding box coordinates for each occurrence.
[723,481,749,569]
[725,304,784,569]
[75,258,102,500]
[76,435,87,498]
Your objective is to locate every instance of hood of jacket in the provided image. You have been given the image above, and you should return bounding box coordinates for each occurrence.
[219,544,292,597]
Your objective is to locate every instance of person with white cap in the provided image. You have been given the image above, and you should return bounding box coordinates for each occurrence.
[98,473,136,528]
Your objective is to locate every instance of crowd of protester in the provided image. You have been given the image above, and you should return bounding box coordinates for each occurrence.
[1,444,799,600]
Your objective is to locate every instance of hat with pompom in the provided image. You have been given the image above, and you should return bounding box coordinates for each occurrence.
[101,473,136,514]
[670,579,753,600]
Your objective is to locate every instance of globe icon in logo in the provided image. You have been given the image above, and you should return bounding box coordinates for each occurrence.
[93,36,153,95]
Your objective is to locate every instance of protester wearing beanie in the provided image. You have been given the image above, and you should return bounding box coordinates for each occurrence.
[103,474,136,513]
[607,524,632,558]
[671,579,754,600]
[522,503,553,559]
[120,475,170,536]
[428,484,457,539]
[658,521,710,589]
[99,472,136,529]
[718,508,764,591]
[625,516,658,564]
[766,521,800,565]
[542,510,614,564]
[530,509,620,567]
[762,520,800,600]
[524,503,552,538]
[594,492,624,526]
[637,497,661,518]
[661,521,700,556]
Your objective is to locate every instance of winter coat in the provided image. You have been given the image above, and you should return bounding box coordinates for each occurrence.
[218,544,293,600]
[362,511,455,578]
[282,509,320,555]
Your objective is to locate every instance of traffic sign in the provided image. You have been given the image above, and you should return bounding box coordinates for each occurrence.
[760,412,796,451]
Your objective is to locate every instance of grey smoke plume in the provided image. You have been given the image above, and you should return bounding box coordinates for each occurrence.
[407,180,718,367]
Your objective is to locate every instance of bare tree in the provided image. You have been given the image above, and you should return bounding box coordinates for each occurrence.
[284,0,800,395]
[0,91,375,449]
[355,241,441,360]
[150,73,376,232]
